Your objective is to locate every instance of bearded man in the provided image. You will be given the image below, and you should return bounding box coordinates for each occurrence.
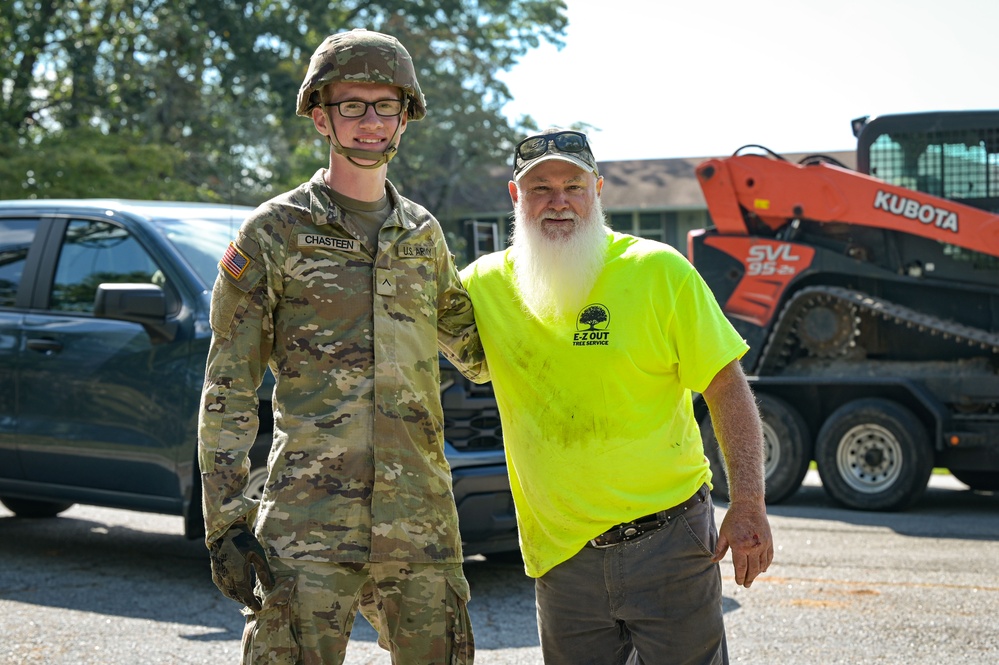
[458,128,773,665]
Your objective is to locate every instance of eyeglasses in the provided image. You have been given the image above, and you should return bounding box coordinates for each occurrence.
[515,131,591,162]
[321,98,404,118]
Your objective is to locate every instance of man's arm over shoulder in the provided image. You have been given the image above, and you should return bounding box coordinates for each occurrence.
[436,243,490,383]
[701,359,774,588]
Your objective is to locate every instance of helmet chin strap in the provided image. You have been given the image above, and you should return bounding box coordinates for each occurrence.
[320,103,405,170]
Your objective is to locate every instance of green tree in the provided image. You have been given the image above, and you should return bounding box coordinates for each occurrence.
[1,0,567,215]
[0,128,222,200]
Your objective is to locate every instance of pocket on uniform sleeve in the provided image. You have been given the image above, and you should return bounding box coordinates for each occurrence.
[210,279,253,339]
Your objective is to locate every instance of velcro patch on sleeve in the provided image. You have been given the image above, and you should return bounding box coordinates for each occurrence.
[220,242,251,280]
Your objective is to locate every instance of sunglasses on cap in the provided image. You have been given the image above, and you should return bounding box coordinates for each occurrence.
[513,130,598,178]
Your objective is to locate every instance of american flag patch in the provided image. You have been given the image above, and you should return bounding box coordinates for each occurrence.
[220,242,250,280]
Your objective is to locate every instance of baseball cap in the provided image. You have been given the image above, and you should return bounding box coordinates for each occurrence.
[512,128,599,181]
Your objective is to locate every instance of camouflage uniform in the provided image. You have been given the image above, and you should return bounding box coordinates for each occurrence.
[243,559,473,664]
[198,169,484,662]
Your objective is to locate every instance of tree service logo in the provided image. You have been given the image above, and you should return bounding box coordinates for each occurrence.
[573,303,611,346]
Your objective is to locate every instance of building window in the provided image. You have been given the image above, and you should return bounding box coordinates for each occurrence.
[639,212,666,243]
[604,209,710,257]
[609,213,632,232]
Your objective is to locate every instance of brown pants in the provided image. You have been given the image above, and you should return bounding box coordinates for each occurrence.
[241,559,474,665]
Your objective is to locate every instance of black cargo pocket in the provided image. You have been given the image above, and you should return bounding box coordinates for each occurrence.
[241,575,300,665]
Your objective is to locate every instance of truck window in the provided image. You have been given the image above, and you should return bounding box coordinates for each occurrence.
[0,219,39,308]
[49,220,163,313]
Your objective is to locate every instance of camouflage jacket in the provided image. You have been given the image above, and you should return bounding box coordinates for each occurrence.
[198,170,486,563]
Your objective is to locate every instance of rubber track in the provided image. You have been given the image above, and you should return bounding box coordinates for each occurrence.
[756,286,999,374]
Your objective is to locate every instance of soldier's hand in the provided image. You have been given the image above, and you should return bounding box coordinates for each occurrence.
[208,522,275,611]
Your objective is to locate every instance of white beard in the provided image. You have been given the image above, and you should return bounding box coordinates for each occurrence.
[510,197,611,324]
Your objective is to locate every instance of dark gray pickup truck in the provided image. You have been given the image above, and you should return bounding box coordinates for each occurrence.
[0,199,516,555]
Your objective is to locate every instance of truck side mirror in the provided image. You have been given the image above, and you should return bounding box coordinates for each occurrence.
[94,283,178,343]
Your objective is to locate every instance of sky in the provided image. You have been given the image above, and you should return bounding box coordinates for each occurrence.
[498,0,999,162]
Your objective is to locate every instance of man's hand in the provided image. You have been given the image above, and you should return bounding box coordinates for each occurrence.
[701,360,773,588]
[208,522,275,611]
[712,500,773,588]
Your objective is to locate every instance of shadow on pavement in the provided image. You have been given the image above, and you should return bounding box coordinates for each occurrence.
[715,473,999,541]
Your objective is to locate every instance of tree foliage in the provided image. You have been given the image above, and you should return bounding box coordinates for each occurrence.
[1,0,566,225]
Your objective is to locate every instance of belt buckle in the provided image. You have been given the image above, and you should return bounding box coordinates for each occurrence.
[588,523,645,548]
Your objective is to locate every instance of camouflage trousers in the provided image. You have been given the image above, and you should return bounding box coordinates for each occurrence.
[240,558,474,665]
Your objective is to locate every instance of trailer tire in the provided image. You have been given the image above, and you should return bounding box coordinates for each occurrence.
[816,398,932,511]
[700,394,811,504]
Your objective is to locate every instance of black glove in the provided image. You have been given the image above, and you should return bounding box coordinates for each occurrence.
[208,522,275,611]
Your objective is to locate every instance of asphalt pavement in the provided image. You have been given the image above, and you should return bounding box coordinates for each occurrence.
[1,471,996,664]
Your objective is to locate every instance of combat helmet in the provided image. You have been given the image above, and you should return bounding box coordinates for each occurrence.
[297,29,425,168]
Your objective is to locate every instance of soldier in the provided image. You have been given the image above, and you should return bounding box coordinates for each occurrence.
[459,128,773,664]
[198,29,484,665]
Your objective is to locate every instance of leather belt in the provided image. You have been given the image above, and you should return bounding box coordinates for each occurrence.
[586,484,709,549]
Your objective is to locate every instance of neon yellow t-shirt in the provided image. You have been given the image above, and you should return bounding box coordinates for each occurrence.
[460,232,748,577]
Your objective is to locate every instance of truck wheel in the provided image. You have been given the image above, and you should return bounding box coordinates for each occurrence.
[815,398,932,511]
[700,394,811,504]
[700,416,731,501]
[757,394,812,504]
[0,496,74,518]
[700,416,730,501]
[245,467,268,501]
[245,431,273,501]
[948,470,999,492]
